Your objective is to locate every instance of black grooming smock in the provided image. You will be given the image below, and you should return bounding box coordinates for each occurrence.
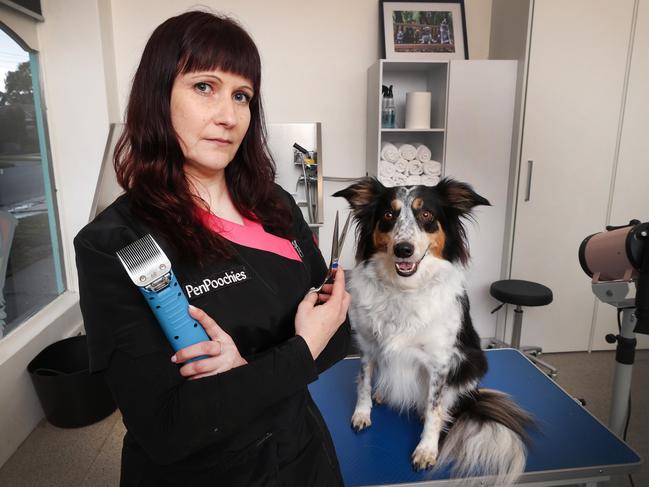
[74,186,350,487]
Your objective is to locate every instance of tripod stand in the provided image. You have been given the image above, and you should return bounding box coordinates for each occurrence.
[592,281,639,438]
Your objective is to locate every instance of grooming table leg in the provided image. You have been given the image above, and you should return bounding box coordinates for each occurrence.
[609,308,636,438]
[525,352,558,378]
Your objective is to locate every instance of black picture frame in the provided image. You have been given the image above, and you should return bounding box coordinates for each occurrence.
[380,0,469,60]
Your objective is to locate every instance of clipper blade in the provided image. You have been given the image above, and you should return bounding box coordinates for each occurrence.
[116,234,172,287]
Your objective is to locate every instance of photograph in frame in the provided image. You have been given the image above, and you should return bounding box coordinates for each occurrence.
[381,1,468,60]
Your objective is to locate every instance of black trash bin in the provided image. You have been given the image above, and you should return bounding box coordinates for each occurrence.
[27,335,116,428]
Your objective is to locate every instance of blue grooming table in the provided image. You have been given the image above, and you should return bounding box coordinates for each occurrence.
[309,349,642,486]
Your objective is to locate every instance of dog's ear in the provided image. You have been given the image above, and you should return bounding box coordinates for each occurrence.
[332,177,385,210]
[435,178,490,214]
[333,178,385,262]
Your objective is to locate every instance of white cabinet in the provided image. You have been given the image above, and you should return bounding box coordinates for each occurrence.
[492,0,649,352]
[366,60,517,340]
[445,61,517,342]
[591,0,649,350]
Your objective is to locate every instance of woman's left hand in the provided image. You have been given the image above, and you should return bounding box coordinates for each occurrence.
[171,305,247,380]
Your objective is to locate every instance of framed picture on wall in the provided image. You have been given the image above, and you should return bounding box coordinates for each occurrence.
[380,0,468,60]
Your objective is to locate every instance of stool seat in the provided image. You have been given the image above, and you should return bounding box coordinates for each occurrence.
[490,279,553,307]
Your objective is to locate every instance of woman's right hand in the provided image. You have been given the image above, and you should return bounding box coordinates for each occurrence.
[295,266,351,360]
[172,305,247,380]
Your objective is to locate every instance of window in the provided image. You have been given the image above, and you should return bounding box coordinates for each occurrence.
[0,27,64,338]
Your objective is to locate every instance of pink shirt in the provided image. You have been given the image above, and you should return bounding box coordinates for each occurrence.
[199,210,302,262]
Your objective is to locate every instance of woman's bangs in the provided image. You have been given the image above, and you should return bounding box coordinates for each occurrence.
[177,24,260,89]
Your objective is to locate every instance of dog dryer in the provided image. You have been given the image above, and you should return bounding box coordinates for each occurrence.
[579,220,649,334]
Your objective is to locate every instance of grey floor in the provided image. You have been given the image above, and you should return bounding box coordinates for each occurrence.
[0,350,646,487]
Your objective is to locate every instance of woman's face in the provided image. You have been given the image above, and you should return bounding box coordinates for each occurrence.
[170,68,254,178]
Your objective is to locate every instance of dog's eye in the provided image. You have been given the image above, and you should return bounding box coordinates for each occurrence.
[420,210,433,222]
[383,211,394,221]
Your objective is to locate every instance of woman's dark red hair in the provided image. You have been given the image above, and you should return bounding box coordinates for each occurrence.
[114,10,292,262]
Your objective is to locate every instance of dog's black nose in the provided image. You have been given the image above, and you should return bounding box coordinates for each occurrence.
[394,242,414,258]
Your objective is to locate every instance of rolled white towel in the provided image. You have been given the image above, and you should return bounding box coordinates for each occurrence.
[407,159,424,176]
[398,143,417,161]
[392,172,407,186]
[394,158,408,173]
[379,175,397,187]
[422,174,440,186]
[406,174,422,186]
[378,159,396,178]
[381,142,400,163]
[423,160,442,176]
[414,143,432,163]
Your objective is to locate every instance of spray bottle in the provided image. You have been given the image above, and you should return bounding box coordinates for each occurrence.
[382,85,395,128]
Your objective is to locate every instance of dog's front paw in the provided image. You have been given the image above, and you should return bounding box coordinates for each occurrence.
[372,392,383,405]
[351,410,372,431]
[411,444,438,470]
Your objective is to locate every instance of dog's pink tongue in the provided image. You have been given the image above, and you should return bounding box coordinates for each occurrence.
[397,262,416,272]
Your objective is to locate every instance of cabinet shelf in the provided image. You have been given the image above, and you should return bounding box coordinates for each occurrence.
[381,128,445,133]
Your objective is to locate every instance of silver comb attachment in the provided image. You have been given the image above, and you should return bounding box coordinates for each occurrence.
[116,234,172,289]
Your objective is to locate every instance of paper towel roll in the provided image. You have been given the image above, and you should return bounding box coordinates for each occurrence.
[405,92,432,129]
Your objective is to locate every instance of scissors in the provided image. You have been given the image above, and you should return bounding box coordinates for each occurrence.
[308,210,352,295]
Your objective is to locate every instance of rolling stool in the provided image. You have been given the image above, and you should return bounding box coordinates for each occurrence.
[490,279,558,378]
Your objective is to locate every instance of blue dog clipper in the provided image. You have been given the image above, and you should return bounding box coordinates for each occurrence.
[116,234,209,360]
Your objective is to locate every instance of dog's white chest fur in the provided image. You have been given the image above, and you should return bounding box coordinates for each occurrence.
[348,256,465,411]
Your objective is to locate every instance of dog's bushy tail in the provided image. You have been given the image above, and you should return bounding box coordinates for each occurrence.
[437,388,534,486]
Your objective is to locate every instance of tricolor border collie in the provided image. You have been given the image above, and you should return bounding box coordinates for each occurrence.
[334,177,533,485]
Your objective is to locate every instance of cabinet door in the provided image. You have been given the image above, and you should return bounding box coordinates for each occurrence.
[510,0,635,352]
[591,0,649,350]
[445,60,517,340]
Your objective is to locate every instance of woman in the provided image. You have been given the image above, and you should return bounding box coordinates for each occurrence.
[74,11,351,487]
